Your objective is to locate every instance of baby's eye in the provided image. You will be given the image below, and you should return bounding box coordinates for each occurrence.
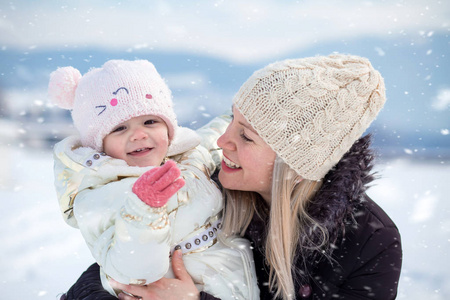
[111,125,126,133]
[145,119,157,125]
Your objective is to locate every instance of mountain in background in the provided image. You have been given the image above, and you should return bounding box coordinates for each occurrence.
[0,33,448,159]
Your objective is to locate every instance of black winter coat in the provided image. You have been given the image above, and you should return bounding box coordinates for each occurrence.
[244,194,401,300]
[61,136,402,300]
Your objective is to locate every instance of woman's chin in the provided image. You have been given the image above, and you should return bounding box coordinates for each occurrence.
[218,169,237,190]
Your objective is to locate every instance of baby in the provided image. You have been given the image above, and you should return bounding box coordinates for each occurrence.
[49,60,258,299]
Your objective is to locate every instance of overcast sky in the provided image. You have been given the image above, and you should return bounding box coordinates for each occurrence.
[1,0,449,63]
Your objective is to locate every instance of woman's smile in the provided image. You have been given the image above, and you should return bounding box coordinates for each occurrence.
[222,155,241,170]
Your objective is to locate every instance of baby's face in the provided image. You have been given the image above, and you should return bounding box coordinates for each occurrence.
[103,115,169,167]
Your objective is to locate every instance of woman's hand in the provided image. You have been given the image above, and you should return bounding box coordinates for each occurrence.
[110,250,200,300]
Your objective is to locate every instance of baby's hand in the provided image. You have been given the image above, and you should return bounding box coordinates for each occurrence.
[132,160,185,208]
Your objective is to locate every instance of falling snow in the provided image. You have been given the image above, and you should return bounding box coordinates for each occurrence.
[0,1,449,299]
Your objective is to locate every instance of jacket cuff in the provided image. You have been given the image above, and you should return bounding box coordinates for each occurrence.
[121,190,169,228]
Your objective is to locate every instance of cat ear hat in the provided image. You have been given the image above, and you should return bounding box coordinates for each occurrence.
[48,59,177,152]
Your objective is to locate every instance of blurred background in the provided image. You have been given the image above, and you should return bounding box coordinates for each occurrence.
[0,1,449,299]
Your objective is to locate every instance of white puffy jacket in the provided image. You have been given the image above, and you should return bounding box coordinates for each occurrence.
[53,118,259,300]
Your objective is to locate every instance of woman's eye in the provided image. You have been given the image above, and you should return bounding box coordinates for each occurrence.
[111,126,126,133]
[240,132,253,142]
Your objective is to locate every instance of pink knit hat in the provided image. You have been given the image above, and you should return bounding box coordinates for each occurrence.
[48,60,177,151]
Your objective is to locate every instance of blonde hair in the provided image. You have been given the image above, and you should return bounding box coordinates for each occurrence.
[222,157,324,300]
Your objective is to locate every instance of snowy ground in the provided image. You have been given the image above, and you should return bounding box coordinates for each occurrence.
[0,145,449,299]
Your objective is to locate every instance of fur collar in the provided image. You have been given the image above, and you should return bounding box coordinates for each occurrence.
[305,134,376,260]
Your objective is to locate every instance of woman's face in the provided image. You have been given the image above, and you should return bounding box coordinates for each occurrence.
[217,107,277,202]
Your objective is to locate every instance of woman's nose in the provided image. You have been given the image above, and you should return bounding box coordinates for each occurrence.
[217,134,225,148]
[217,128,235,150]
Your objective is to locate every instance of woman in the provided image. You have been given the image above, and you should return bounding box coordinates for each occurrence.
[64,54,402,300]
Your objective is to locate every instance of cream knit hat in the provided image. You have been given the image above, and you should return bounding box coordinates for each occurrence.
[234,54,386,181]
[48,60,177,151]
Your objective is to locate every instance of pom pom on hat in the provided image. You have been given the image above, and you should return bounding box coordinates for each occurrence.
[48,67,82,109]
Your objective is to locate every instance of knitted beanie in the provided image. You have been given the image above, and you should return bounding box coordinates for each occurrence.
[48,60,177,152]
[233,54,386,181]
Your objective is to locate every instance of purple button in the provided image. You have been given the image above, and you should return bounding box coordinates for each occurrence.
[299,284,312,298]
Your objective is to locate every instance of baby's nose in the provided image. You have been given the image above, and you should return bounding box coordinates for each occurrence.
[131,128,148,140]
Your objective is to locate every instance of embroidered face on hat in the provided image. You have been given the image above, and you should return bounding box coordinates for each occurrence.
[48,60,177,152]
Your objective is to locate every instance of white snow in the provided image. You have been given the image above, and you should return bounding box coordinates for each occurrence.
[432,89,450,111]
[0,146,93,300]
[0,145,449,299]
[367,158,450,299]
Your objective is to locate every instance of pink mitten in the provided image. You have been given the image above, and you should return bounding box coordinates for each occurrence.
[132,160,185,208]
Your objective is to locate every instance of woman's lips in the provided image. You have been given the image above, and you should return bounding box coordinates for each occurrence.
[223,155,241,169]
[221,155,241,173]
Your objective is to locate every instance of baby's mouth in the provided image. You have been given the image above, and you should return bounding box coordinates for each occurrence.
[128,147,151,155]
[223,156,241,169]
